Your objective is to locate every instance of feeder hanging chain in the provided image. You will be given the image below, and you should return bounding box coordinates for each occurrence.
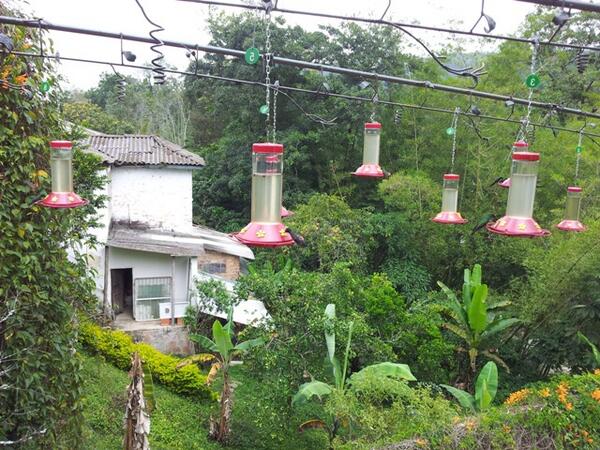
[273,80,279,142]
[264,7,272,141]
[521,39,539,142]
[451,107,460,173]
[575,130,583,179]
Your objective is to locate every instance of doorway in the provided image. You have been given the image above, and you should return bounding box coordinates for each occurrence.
[111,268,133,318]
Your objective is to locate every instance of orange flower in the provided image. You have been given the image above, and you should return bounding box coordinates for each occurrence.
[14,74,28,85]
[539,388,551,398]
[502,425,512,433]
[591,389,600,402]
[565,402,573,411]
[556,382,569,405]
[505,388,530,405]
[415,438,428,447]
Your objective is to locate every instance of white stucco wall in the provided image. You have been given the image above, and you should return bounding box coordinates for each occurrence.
[110,166,193,230]
[109,247,191,319]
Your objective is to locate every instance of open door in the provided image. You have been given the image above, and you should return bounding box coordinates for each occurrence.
[111,268,133,318]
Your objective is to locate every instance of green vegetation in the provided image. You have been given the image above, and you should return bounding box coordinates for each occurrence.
[3,0,600,448]
[79,322,212,398]
[179,309,265,443]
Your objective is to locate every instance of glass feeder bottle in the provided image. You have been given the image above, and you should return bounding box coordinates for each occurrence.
[432,174,467,224]
[352,122,385,178]
[488,151,548,237]
[37,140,88,208]
[235,143,293,247]
[556,186,586,232]
[498,140,528,188]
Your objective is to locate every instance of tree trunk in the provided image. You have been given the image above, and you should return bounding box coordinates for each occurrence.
[213,368,234,443]
[124,352,150,450]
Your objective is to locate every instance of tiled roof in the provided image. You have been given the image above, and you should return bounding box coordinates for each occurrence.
[84,134,205,167]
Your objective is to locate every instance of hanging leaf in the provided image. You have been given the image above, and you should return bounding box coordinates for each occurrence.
[324,303,336,365]
[206,362,222,386]
[441,384,476,412]
[292,381,333,406]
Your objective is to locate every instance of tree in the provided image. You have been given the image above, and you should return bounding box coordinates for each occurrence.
[442,361,498,413]
[0,8,104,447]
[63,101,135,134]
[438,264,519,385]
[178,309,264,443]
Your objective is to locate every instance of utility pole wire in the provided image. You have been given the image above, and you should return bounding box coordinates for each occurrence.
[9,50,600,141]
[178,0,600,53]
[1,16,600,120]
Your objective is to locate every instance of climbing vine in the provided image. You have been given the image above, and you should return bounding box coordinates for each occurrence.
[0,7,105,447]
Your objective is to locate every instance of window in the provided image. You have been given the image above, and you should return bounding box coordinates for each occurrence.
[134,277,171,320]
[200,262,226,275]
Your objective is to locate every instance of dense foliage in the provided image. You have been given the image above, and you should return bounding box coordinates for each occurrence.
[5,1,600,448]
[0,12,105,448]
[79,322,213,399]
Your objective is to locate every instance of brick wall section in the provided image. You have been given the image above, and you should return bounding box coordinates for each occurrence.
[196,250,241,281]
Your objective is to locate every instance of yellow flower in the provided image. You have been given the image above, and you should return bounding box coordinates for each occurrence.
[539,388,551,398]
[505,388,530,406]
[502,425,511,434]
[591,389,600,402]
[594,368,600,376]
[465,419,476,432]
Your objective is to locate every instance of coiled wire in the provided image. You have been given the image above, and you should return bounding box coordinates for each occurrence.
[111,65,126,101]
[134,0,166,85]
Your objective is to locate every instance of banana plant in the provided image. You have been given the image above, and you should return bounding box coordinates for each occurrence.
[442,361,498,413]
[178,308,264,443]
[577,332,600,367]
[292,304,416,447]
[438,264,519,382]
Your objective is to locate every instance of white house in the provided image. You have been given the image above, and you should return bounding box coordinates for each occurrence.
[83,133,261,338]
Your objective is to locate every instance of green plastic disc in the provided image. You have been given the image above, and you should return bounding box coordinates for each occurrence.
[525,74,540,88]
[576,145,583,153]
[446,127,455,136]
[259,104,269,115]
[40,80,51,93]
[245,47,260,65]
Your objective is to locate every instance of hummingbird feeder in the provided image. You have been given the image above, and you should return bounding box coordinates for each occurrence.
[235,143,294,247]
[487,151,549,237]
[352,122,385,178]
[556,187,586,232]
[498,140,529,188]
[37,140,88,208]
[432,174,467,224]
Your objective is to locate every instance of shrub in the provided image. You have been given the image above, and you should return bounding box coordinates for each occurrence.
[79,321,213,399]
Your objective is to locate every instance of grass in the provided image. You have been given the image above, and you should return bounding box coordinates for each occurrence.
[80,352,220,450]
[80,353,327,449]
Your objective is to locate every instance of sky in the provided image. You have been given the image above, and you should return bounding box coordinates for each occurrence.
[17,0,536,91]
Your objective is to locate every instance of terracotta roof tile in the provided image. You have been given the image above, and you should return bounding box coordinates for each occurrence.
[84,134,205,167]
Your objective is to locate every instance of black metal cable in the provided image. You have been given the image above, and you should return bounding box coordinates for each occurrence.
[10,49,600,141]
[133,0,165,84]
[2,16,599,120]
[110,64,126,101]
[177,0,600,53]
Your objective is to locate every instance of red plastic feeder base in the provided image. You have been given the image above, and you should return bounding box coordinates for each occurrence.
[432,211,468,224]
[234,222,294,247]
[498,178,511,188]
[556,220,586,232]
[281,206,294,218]
[352,164,385,178]
[37,192,88,208]
[487,216,550,237]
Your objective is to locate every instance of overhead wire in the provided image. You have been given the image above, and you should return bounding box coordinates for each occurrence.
[9,49,600,143]
[177,0,600,53]
[1,15,599,120]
